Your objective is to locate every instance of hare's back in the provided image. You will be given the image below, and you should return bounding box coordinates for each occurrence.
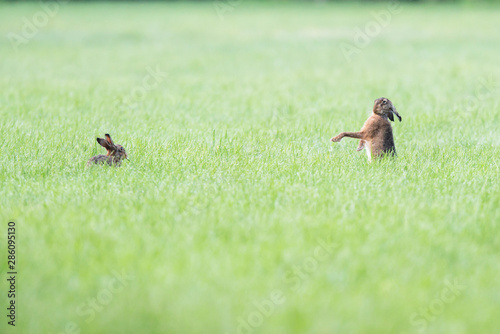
[87,154,110,166]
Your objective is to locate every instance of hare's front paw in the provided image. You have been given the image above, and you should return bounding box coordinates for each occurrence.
[356,140,365,151]
[331,135,342,142]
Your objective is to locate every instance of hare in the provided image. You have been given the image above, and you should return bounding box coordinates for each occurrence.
[330,97,401,161]
[87,134,128,167]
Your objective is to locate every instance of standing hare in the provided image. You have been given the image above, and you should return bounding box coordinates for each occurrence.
[87,134,128,167]
[331,97,402,161]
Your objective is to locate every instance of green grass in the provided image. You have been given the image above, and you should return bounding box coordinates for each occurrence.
[1,2,500,334]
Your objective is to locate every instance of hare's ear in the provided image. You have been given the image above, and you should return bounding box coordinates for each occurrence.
[105,134,115,146]
[97,137,111,149]
[388,112,394,122]
[97,137,113,155]
[393,110,402,122]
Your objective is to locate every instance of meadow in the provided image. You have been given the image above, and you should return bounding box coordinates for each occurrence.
[1,1,500,333]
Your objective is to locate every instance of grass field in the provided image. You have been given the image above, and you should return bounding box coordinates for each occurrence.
[1,2,500,333]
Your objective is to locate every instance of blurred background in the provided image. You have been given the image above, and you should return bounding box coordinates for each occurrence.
[1,0,499,334]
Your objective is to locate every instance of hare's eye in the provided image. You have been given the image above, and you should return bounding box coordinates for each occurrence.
[382,100,387,104]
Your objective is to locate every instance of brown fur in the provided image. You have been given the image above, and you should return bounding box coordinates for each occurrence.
[87,134,128,167]
[331,97,401,160]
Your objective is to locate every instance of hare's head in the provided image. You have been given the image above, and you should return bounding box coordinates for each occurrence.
[373,97,402,122]
[97,134,128,161]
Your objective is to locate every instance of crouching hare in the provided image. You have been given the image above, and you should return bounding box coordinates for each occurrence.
[87,134,128,167]
[331,97,402,161]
